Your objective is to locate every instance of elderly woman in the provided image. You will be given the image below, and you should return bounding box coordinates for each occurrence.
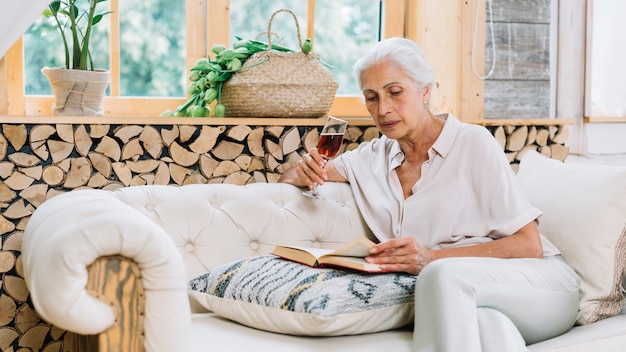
[279,37,580,351]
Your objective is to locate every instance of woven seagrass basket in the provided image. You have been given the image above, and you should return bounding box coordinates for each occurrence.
[220,9,339,118]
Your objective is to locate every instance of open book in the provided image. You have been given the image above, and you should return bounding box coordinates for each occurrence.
[271,236,384,273]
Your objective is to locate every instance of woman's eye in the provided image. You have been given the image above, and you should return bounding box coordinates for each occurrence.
[365,95,377,102]
[390,90,402,96]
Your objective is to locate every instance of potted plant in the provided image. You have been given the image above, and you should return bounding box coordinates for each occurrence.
[41,0,112,116]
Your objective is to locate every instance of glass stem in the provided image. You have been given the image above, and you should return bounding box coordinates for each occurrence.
[311,157,329,196]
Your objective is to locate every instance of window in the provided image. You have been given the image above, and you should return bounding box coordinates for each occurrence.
[10,0,406,117]
[24,0,188,98]
[585,0,626,119]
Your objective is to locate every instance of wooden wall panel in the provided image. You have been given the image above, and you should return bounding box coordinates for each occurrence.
[489,23,550,80]
[0,57,7,115]
[490,0,551,23]
[484,0,552,119]
[410,0,462,117]
[484,80,550,118]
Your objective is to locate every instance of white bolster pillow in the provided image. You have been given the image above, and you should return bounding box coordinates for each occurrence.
[23,189,190,352]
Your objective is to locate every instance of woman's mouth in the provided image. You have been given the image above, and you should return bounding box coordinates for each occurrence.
[381,120,400,129]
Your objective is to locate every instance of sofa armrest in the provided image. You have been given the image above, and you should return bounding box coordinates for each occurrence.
[23,189,191,352]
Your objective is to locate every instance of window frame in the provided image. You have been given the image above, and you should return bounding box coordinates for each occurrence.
[583,0,626,122]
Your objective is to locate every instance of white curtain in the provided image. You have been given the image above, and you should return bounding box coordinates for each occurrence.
[0,0,53,59]
[589,0,626,116]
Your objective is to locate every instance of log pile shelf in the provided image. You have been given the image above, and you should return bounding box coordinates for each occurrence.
[0,115,571,351]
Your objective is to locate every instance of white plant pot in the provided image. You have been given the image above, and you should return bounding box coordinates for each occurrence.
[42,67,110,116]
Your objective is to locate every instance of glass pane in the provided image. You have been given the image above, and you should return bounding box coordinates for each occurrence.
[229,1,307,51]
[119,0,186,97]
[23,0,111,95]
[588,0,626,117]
[314,0,381,95]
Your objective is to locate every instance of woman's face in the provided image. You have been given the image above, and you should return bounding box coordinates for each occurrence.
[360,60,430,141]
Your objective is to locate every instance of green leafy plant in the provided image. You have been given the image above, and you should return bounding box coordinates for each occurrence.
[161,36,308,118]
[43,0,112,70]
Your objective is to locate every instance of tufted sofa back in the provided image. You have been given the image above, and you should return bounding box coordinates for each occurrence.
[110,181,374,282]
[23,181,374,342]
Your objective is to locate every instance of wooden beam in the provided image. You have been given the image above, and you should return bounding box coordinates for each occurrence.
[460,0,485,121]
[407,0,485,121]
[556,0,586,154]
[383,0,407,38]
[306,0,316,39]
[4,40,24,115]
[556,0,586,120]
[0,56,7,115]
[409,0,462,117]
[187,0,208,69]
[207,0,229,48]
[109,0,121,97]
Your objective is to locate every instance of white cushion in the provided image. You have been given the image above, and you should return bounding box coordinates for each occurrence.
[517,151,626,324]
[188,255,415,336]
[189,313,414,352]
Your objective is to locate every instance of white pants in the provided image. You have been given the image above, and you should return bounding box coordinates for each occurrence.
[413,256,580,352]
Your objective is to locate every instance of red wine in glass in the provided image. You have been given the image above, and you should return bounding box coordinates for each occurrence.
[318,133,344,159]
[302,116,348,199]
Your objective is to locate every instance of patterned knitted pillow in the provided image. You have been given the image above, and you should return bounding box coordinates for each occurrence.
[188,255,416,336]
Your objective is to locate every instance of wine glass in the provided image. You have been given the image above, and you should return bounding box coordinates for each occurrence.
[302,116,348,199]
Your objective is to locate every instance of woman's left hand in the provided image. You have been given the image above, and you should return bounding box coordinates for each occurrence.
[366,237,434,275]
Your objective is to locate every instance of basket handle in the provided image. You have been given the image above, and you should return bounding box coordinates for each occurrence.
[255,31,280,41]
[266,9,304,53]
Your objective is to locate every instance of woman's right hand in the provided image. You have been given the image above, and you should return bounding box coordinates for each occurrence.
[295,148,328,190]
[278,148,346,189]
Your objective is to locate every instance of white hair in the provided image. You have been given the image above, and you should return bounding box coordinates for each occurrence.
[353,37,435,91]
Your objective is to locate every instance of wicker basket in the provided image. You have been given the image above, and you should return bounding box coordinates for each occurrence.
[220,9,339,118]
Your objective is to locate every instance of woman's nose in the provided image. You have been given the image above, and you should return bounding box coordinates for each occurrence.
[378,96,391,115]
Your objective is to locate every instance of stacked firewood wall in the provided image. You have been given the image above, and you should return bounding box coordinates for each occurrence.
[486,124,569,172]
[0,122,568,351]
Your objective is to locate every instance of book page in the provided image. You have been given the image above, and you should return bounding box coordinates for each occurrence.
[272,237,376,264]
[283,246,335,259]
[272,237,383,273]
[321,255,383,273]
[329,237,376,257]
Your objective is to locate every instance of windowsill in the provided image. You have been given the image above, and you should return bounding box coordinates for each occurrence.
[0,115,576,127]
[583,117,626,123]
[466,118,575,126]
[0,115,372,126]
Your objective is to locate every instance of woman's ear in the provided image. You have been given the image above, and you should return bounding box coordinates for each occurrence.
[421,84,432,104]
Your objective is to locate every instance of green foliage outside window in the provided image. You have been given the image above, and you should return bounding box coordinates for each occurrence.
[23,0,380,98]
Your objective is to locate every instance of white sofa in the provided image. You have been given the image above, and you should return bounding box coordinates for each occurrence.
[22,151,626,352]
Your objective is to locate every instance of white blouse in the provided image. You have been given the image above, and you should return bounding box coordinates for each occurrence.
[333,114,560,257]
